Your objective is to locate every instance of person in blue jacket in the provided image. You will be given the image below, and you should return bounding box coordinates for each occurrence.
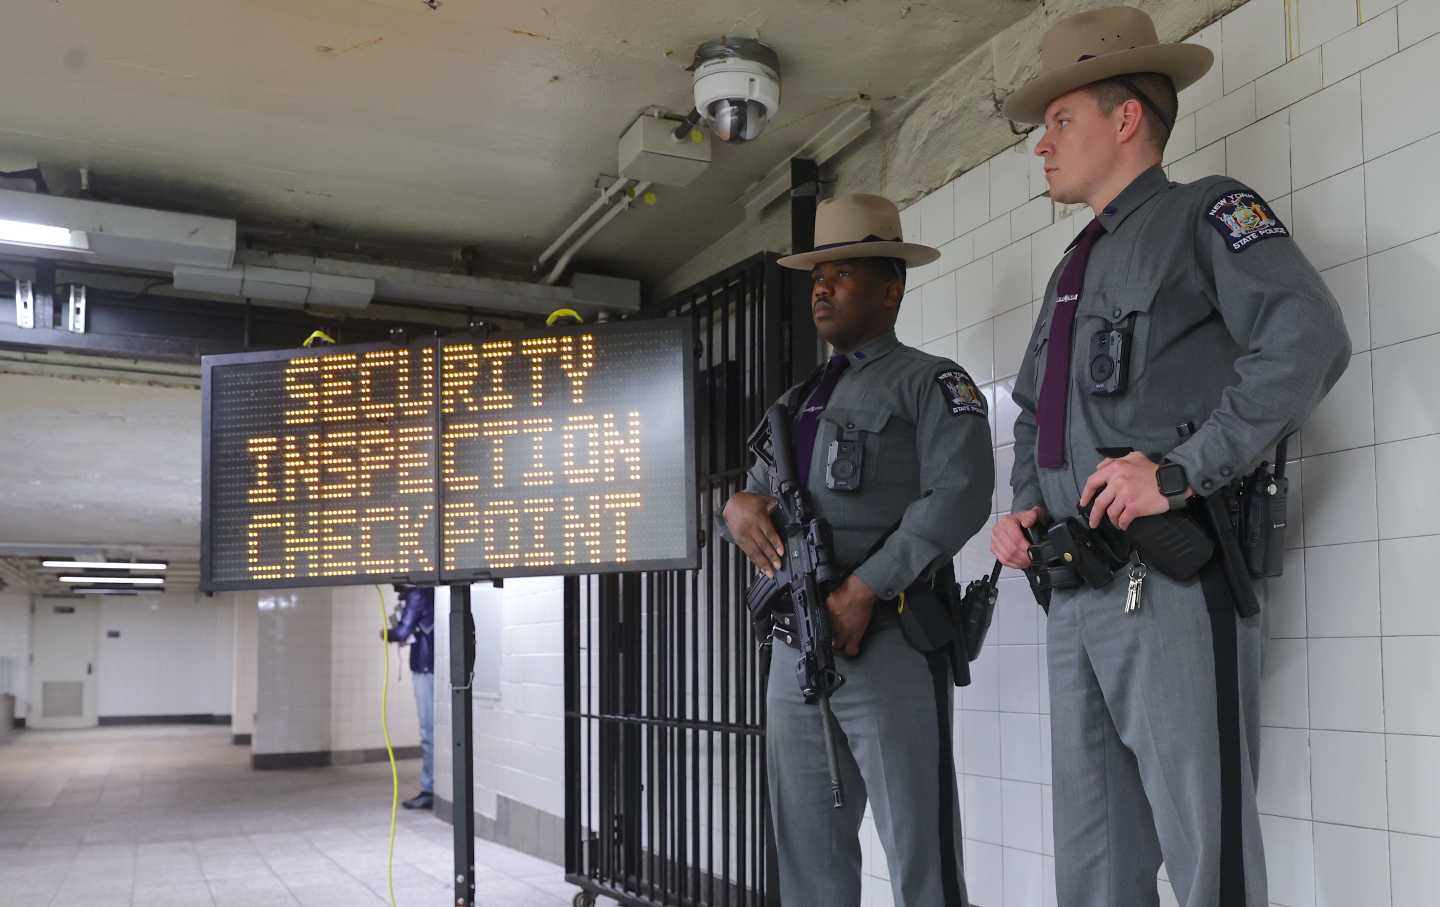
[383,585,435,810]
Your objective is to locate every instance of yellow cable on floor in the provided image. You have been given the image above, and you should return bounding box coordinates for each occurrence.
[377,586,399,907]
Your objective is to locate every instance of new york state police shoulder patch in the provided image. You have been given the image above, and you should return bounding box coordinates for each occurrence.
[936,368,986,417]
[1205,188,1289,253]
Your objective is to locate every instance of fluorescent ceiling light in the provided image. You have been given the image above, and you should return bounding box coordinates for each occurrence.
[59,575,164,585]
[0,217,88,251]
[42,560,168,571]
[71,588,141,596]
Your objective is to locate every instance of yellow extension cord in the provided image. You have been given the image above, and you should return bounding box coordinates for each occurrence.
[377,586,399,907]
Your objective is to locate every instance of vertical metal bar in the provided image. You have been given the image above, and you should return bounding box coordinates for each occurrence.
[564,577,581,877]
[646,569,658,900]
[707,286,720,906]
[623,573,642,888]
[449,583,477,907]
[585,578,594,881]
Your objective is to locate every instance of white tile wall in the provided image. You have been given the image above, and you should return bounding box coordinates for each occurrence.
[435,578,568,823]
[254,589,333,756]
[1292,167,1368,270]
[1319,259,1371,351]
[1390,831,1440,904]
[1324,9,1401,84]
[954,163,992,237]
[1256,50,1323,118]
[1361,34,1440,158]
[1378,535,1440,634]
[96,595,231,718]
[1367,231,1440,348]
[1313,823,1391,906]
[1301,0,1361,53]
[1311,730,1389,827]
[1262,814,1317,906]
[1222,0,1289,93]
[884,2,1440,902]
[1386,734,1440,837]
[1364,131,1440,252]
[1226,111,1291,200]
[1380,636,1440,735]
[0,593,31,719]
[1399,0,1440,48]
[1291,77,1364,190]
[1303,541,1381,636]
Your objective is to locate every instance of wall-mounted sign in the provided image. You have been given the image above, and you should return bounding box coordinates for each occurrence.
[201,320,696,591]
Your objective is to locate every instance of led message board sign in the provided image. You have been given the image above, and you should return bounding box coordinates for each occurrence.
[201,320,696,591]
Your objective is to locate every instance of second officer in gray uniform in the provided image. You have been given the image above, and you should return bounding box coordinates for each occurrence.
[722,193,993,907]
[992,8,1351,907]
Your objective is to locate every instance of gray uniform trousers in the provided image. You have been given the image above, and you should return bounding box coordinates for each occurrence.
[1047,564,1266,907]
[766,618,968,907]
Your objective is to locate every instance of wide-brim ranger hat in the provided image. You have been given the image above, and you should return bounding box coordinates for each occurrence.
[1002,6,1214,125]
[776,193,941,270]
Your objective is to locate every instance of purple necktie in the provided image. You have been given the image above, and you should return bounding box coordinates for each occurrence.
[1036,218,1106,468]
[792,354,851,487]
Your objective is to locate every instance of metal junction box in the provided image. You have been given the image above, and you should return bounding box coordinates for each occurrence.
[618,115,711,187]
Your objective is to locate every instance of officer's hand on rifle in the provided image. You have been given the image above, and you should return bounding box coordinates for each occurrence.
[991,506,1048,570]
[826,574,876,658]
[723,492,786,578]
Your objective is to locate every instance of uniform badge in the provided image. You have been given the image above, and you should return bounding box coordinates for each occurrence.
[1205,189,1289,253]
[936,368,986,417]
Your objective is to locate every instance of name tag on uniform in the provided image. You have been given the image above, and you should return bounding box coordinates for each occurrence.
[1206,189,1289,253]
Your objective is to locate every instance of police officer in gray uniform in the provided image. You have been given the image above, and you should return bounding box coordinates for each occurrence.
[991,8,1351,906]
[722,193,994,907]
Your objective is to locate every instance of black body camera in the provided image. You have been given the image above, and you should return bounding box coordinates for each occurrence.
[1088,316,1134,396]
[825,437,864,492]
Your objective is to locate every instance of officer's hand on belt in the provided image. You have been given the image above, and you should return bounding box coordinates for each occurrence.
[826,575,877,658]
[1080,452,1178,531]
[723,492,786,578]
[992,506,1048,570]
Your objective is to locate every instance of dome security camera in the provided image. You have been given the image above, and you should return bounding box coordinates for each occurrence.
[689,37,781,144]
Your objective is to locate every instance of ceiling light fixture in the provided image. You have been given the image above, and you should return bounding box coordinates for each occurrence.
[59,576,164,586]
[0,217,88,251]
[71,588,142,596]
[42,560,168,571]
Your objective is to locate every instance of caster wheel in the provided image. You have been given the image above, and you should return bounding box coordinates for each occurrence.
[572,892,596,907]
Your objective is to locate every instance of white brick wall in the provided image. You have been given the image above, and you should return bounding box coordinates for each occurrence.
[892,2,1440,903]
[435,578,567,821]
[0,591,32,719]
[246,585,421,756]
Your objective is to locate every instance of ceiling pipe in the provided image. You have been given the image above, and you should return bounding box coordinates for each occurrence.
[541,181,651,286]
[536,176,632,269]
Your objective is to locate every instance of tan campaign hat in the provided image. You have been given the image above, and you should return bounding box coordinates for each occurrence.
[777,193,940,271]
[1002,6,1213,125]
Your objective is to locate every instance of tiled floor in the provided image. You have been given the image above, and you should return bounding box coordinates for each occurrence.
[0,725,581,906]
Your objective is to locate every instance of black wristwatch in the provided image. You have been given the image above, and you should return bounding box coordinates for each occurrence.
[1156,459,1191,510]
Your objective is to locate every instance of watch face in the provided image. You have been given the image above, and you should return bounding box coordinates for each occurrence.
[1158,464,1187,496]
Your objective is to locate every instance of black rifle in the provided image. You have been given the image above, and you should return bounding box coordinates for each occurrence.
[745,402,848,809]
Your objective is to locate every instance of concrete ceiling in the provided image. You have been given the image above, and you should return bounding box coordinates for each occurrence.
[0,0,1033,289]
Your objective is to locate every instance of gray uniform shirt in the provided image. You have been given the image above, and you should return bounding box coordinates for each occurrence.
[742,331,995,600]
[1011,166,1351,520]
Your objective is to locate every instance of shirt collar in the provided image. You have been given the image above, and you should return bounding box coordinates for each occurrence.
[1096,165,1171,233]
[842,331,901,369]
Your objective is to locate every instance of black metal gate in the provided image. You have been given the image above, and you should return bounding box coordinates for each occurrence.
[564,252,817,906]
